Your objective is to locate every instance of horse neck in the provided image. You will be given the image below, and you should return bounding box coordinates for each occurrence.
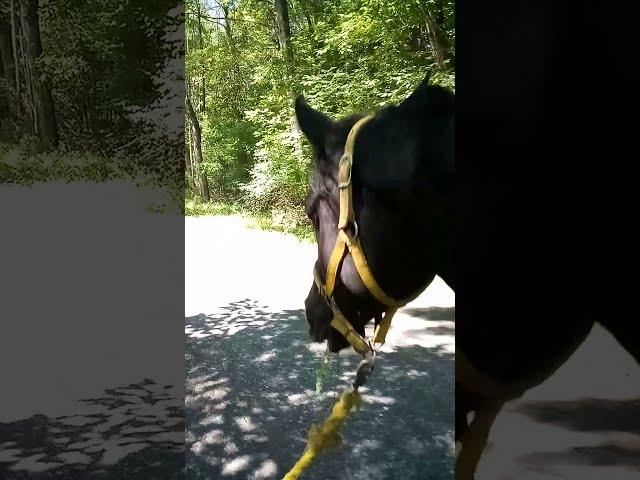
[352,186,448,301]
[353,131,455,295]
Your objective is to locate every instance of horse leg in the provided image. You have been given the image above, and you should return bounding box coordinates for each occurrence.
[455,384,474,458]
[455,397,504,480]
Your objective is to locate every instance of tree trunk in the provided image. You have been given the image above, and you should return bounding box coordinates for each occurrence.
[196,1,205,113]
[274,0,293,63]
[221,5,243,120]
[185,123,193,190]
[425,7,450,70]
[186,95,210,202]
[10,0,20,97]
[0,22,16,89]
[19,0,58,151]
[187,115,196,189]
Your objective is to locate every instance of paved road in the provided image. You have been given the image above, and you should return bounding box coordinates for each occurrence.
[478,323,640,479]
[185,216,456,480]
[2,183,635,480]
[186,216,640,480]
[1,183,183,479]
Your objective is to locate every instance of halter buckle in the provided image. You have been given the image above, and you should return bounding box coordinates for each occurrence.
[337,153,352,189]
[353,350,376,390]
[340,219,358,240]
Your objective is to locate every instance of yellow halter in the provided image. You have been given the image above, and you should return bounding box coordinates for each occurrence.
[312,114,409,355]
[286,114,417,480]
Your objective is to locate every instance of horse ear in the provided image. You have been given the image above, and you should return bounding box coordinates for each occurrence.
[295,96,333,150]
[400,71,453,110]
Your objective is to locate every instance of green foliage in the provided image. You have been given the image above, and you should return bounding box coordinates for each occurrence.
[0,141,135,185]
[186,0,455,228]
[249,209,315,242]
[185,193,314,241]
[1,0,183,194]
[185,195,241,216]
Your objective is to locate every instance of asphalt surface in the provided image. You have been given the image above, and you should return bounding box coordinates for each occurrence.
[1,182,636,480]
[185,216,456,480]
[477,322,640,479]
[186,216,639,480]
[1,183,183,479]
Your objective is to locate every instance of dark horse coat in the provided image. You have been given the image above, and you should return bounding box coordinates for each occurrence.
[455,2,640,476]
[296,3,639,478]
[297,77,454,353]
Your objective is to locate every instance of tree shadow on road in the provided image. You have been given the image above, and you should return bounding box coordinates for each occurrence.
[516,398,640,436]
[403,307,455,323]
[185,299,454,480]
[519,443,640,471]
[0,380,183,479]
[511,397,640,473]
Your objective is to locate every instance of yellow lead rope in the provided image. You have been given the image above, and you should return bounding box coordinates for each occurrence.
[282,388,362,480]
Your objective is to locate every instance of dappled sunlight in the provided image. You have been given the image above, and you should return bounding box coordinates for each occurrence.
[234,417,258,433]
[0,379,183,478]
[360,394,396,405]
[222,455,253,475]
[476,323,640,479]
[186,299,454,479]
[378,307,455,355]
[251,459,278,479]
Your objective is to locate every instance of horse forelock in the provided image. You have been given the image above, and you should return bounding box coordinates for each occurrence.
[307,113,368,214]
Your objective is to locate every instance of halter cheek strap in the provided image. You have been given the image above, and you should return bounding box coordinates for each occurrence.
[313,114,409,355]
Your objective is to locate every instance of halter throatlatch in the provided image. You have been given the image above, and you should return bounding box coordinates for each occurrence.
[312,114,409,357]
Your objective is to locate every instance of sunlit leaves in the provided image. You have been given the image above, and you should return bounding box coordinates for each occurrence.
[187,0,454,223]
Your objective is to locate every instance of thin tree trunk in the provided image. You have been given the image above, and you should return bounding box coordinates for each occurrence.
[17,14,36,133]
[196,1,206,113]
[0,22,16,89]
[185,135,192,186]
[187,117,196,189]
[185,120,193,190]
[19,0,58,151]
[221,5,243,120]
[425,7,449,70]
[10,0,20,98]
[221,5,233,42]
[186,95,210,202]
[274,0,293,63]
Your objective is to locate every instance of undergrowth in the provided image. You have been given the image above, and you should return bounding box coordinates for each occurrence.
[185,193,314,242]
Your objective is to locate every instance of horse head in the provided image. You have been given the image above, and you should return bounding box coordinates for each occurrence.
[295,75,455,353]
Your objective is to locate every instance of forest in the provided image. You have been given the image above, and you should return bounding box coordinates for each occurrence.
[0,0,454,223]
[185,0,454,232]
[0,0,182,191]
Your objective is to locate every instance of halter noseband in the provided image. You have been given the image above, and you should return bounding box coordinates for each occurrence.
[312,114,408,355]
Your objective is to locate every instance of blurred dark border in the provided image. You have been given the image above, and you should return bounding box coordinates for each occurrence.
[1,1,185,478]
[457,1,639,478]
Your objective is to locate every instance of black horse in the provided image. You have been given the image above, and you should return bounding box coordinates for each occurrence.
[453,2,640,478]
[295,66,640,479]
[295,75,454,354]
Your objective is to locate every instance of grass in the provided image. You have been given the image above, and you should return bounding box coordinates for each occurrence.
[251,213,315,242]
[0,140,183,214]
[0,139,178,189]
[185,195,315,242]
[184,197,242,217]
